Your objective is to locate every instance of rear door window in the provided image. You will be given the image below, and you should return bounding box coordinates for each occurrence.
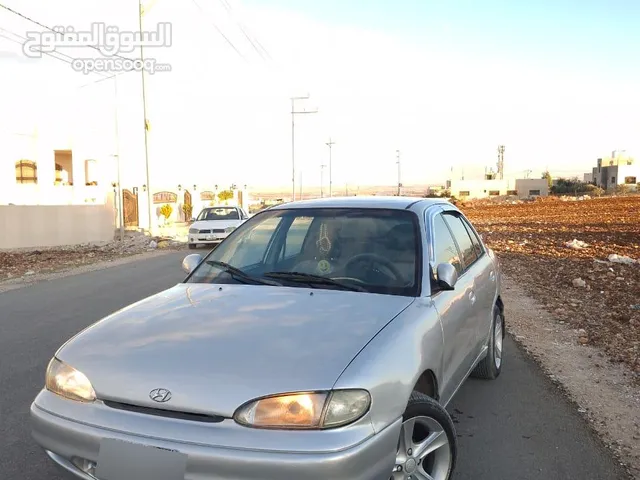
[442,213,479,270]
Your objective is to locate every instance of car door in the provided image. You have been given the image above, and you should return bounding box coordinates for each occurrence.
[459,214,496,346]
[441,210,493,359]
[427,210,477,404]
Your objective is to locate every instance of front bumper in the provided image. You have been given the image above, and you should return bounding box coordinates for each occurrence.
[188,233,228,244]
[31,390,401,480]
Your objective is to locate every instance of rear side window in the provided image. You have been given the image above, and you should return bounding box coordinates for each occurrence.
[432,214,463,275]
[442,213,478,270]
[461,217,484,258]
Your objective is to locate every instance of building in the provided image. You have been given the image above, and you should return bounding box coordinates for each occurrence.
[449,178,548,200]
[591,152,639,191]
[583,172,593,183]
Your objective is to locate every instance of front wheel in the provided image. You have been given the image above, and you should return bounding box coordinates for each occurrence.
[188,243,197,249]
[471,305,504,380]
[391,392,457,480]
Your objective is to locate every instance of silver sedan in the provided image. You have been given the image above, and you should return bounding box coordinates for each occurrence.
[30,196,504,480]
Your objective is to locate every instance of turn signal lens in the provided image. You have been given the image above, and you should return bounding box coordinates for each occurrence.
[324,390,371,427]
[234,389,371,429]
[45,358,96,402]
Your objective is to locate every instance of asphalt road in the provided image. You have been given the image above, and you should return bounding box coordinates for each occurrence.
[0,252,628,480]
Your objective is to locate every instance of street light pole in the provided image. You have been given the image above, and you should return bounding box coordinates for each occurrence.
[396,150,401,196]
[320,163,326,198]
[325,138,335,197]
[139,0,153,235]
[291,95,317,201]
[112,79,124,242]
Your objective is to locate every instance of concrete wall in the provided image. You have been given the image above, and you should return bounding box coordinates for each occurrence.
[0,202,115,249]
[514,179,549,196]
[592,165,640,190]
[450,178,548,199]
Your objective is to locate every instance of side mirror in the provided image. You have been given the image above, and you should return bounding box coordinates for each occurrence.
[190,217,196,222]
[182,254,203,274]
[436,262,458,290]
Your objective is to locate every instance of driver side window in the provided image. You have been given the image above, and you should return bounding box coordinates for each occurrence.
[432,214,463,276]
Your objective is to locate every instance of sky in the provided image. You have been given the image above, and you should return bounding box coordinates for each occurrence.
[1,0,639,190]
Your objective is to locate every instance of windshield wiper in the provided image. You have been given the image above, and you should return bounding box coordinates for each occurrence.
[206,261,282,286]
[263,271,368,292]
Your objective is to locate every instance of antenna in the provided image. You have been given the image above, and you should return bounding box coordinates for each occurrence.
[497,145,505,180]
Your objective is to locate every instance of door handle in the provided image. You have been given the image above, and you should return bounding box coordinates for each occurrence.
[468,291,476,304]
[489,271,495,282]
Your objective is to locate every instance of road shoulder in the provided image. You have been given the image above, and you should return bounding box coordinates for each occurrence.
[0,249,182,294]
[503,275,640,479]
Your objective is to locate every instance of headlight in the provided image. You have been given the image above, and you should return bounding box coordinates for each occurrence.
[224,226,236,233]
[189,228,199,234]
[233,389,370,429]
[45,358,96,402]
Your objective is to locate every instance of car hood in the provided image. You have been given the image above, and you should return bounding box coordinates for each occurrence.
[191,219,241,230]
[57,284,415,417]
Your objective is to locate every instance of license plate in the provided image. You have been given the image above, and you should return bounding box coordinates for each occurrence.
[95,438,187,480]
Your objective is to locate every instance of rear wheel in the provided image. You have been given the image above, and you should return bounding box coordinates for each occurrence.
[391,392,457,480]
[471,305,504,380]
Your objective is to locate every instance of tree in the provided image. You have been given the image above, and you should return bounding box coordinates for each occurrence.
[182,203,193,221]
[217,190,234,204]
[541,171,552,189]
[160,204,173,222]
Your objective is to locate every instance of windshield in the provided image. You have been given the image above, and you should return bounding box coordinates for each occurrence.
[197,207,240,221]
[187,207,422,296]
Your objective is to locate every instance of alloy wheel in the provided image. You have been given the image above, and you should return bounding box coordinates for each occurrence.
[494,313,503,370]
[391,416,452,480]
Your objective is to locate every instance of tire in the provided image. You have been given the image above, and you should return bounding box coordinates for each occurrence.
[391,391,457,480]
[188,243,197,249]
[471,305,504,380]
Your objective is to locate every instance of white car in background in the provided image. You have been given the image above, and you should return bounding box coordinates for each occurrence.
[188,206,250,249]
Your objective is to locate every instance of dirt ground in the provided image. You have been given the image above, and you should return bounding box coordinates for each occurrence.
[461,195,640,477]
[462,195,640,379]
[0,231,187,282]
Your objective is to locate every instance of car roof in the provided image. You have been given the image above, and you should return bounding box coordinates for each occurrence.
[267,196,451,212]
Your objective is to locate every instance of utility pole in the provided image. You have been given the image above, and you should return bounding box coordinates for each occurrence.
[113,75,124,242]
[299,171,303,200]
[319,165,323,198]
[396,150,401,196]
[325,138,335,197]
[139,0,154,235]
[290,95,318,201]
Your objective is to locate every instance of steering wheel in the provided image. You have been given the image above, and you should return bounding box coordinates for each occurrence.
[344,253,405,283]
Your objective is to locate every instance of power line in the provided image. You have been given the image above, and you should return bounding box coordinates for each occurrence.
[0,25,109,76]
[215,0,271,61]
[190,0,247,61]
[0,24,137,89]
[0,3,135,62]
